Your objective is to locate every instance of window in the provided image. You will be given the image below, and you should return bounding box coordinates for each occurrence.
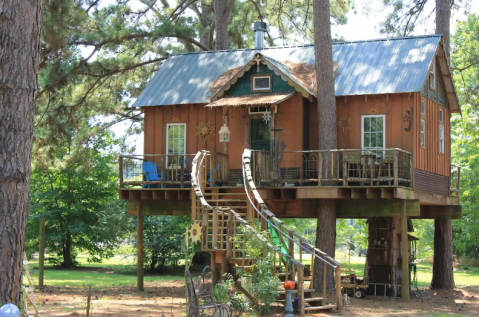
[421,100,426,114]
[252,75,272,92]
[420,120,426,147]
[362,115,385,151]
[166,123,186,167]
[439,125,445,154]
[429,56,436,90]
[439,108,444,122]
[249,106,270,114]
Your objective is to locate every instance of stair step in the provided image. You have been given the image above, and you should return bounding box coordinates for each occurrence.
[304,304,336,311]
[277,289,315,295]
[305,297,326,302]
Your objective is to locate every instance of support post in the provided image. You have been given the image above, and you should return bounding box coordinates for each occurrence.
[335,266,343,311]
[297,266,305,317]
[137,203,144,291]
[401,201,409,302]
[39,217,46,288]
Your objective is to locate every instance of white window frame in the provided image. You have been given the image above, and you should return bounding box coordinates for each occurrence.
[421,100,426,114]
[429,56,436,90]
[439,108,444,122]
[248,106,271,114]
[361,115,386,150]
[420,120,426,148]
[252,75,271,91]
[439,125,445,154]
[166,123,187,168]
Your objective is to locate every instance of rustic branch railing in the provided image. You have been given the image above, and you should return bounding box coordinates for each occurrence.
[243,149,343,312]
[250,148,412,188]
[191,151,307,316]
[450,164,461,195]
[119,153,228,188]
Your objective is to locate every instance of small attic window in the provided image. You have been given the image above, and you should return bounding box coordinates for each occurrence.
[429,56,436,90]
[252,74,272,92]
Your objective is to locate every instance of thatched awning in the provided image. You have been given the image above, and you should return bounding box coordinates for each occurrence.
[206,92,294,107]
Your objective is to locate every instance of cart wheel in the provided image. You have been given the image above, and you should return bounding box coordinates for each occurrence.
[355,289,366,298]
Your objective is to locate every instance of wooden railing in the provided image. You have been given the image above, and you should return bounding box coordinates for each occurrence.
[119,152,228,189]
[191,151,307,316]
[450,164,461,195]
[243,149,343,312]
[250,148,412,188]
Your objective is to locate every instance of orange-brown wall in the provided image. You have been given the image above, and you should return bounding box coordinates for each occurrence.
[309,94,415,152]
[414,94,451,176]
[142,93,304,170]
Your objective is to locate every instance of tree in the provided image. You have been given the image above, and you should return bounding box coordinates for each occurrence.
[0,0,42,305]
[431,0,454,290]
[312,0,338,292]
[213,0,236,50]
[28,132,129,268]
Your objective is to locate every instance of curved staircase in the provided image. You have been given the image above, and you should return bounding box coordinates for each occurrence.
[191,150,342,316]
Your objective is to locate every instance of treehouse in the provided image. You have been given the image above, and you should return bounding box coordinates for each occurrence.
[119,23,461,314]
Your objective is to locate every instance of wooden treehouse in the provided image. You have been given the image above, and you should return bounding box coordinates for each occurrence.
[119,24,461,315]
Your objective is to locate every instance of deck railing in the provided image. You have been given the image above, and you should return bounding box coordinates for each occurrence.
[450,164,461,195]
[119,153,228,188]
[250,148,413,188]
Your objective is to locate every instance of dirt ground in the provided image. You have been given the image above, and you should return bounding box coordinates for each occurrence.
[36,279,479,317]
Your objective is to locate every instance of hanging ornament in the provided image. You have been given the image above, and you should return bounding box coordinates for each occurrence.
[196,121,215,141]
[219,124,231,142]
[189,222,202,244]
[262,112,271,125]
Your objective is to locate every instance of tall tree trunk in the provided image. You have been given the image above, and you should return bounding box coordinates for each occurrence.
[436,0,451,57]
[62,231,74,269]
[312,0,338,292]
[432,218,454,289]
[432,0,454,290]
[213,0,235,50]
[0,0,42,305]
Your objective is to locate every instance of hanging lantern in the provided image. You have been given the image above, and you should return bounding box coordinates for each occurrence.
[219,124,231,142]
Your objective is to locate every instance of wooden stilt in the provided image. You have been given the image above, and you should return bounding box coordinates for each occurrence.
[137,202,144,291]
[39,217,45,288]
[401,201,409,302]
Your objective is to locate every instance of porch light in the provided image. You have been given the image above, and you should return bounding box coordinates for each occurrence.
[219,124,231,142]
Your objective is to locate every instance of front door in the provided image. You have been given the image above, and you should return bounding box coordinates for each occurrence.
[251,118,270,151]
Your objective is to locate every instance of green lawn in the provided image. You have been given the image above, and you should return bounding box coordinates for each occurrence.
[27,253,182,287]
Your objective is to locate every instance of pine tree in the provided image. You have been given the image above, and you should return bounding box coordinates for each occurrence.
[0,0,43,305]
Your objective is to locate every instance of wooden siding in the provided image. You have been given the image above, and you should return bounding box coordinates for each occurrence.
[414,169,449,196]
[310,94,415,151]
[143,92,304,170]
[414,93,450,176]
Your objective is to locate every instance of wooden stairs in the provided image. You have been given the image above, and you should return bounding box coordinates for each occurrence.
[191,150,343,316]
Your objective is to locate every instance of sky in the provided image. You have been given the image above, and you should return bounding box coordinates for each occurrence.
[116,0,479,154]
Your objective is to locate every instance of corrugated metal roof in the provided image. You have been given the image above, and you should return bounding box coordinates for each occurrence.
[207,93,294,107]
[133,35,442,107]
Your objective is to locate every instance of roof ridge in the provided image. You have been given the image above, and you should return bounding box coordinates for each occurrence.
[168,34,443,57]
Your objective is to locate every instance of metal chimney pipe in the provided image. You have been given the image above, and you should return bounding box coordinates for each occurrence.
[253,21,267,49]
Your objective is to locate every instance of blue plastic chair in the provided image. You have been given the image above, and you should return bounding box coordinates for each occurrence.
[142,161,162,188]
[207,164,221,187]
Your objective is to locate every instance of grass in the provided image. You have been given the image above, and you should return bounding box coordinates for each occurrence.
[27,253,182,287]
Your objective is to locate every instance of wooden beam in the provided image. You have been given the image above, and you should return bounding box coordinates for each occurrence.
[296,187,350,199]
[351,188,366,199]
[152,190,165,200]
[401,201,409,302]
[137,202,144,291]
[165,190,178,200]
[415,205,462,219]
[366,188,381,199]
[127,200,190,216]
[395,188,460,205]
[141,190,152,200]
[119,189,129,200]
[129,190,141,200]
[381,188,394,199]
[38,217,46,288]
[281,189,296,200]
[336,199,420,218]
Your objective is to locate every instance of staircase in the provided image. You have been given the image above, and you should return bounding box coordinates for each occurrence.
[191,150,342,316]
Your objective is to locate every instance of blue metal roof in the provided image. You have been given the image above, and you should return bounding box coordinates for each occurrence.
[133,35,442,107]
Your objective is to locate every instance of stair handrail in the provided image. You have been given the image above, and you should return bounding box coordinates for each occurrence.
[191,151,304,267]
[243,149,343,312]
[242,149,340,268]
